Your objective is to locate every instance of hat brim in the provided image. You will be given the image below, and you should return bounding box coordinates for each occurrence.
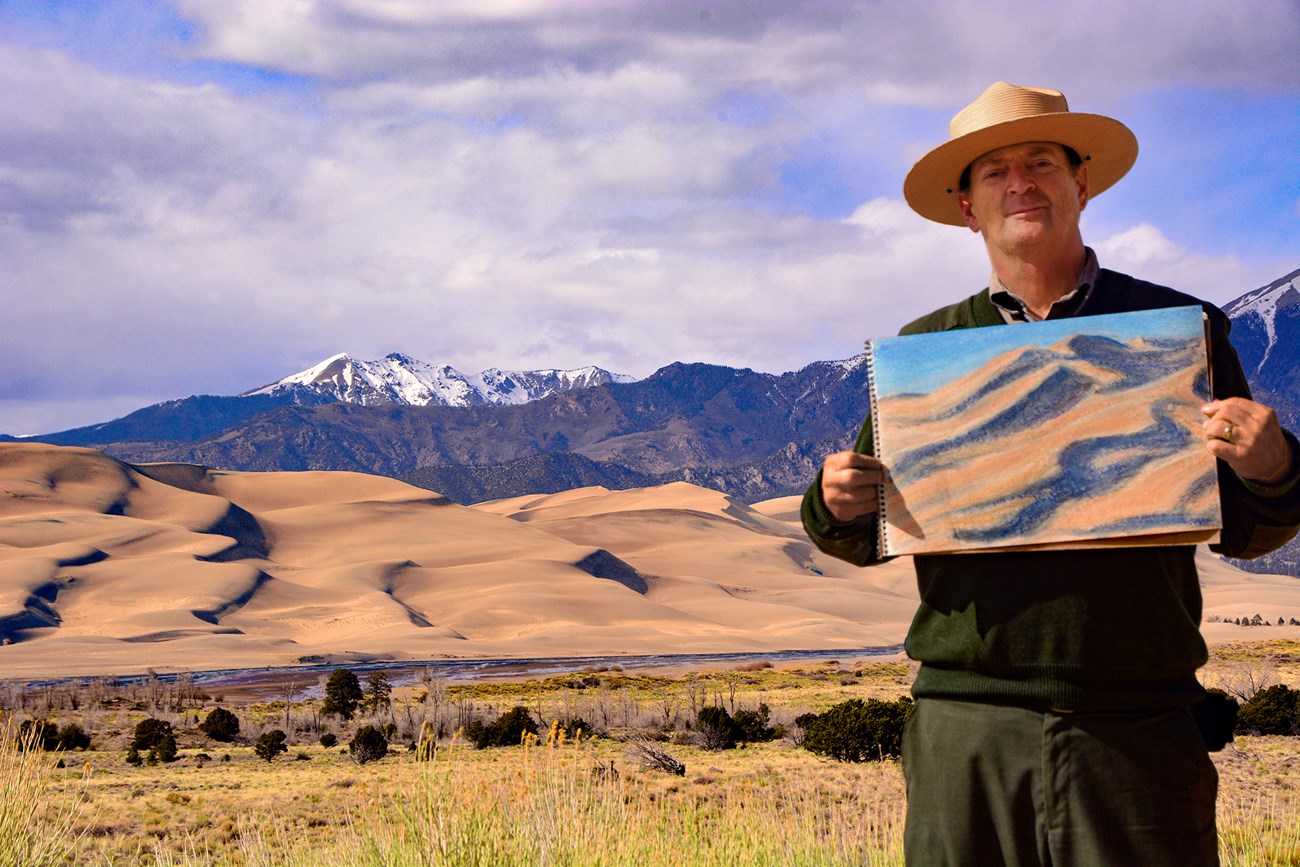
[903,112,1138,226]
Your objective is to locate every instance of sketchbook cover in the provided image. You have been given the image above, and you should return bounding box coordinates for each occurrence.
[865,305,1222,557]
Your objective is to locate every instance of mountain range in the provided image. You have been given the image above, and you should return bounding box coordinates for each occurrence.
[243,353,636,408]
[5,267,1298,572]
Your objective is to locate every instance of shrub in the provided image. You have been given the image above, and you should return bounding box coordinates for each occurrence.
[349,725,390,764]
[131,718,173,751]
[321,669,364,720]
[1237,684,1299,736]
[56,723,91,752]
[154,733,178,763]
[199,707,240,742]
[125,745,142,766]
[733,704,777,743]
[559,716,591,740]
[319,732,338,748]
[15,720,58,752]
[696,706,740,751]
[465,706,539,749]
[255,730,288,762]
[798,697,912,762]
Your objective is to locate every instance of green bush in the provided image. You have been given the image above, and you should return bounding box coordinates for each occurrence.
[16,720,59,752]
[131,718,173,751]
[558,716,590,740]
[349,725,390,764]
[798,697,912,762]
[465,706,539,749]
[319,732,338,748]
[696,706,740,751]
[199,707,240,742]
[1237,684,1299,736]
[56,723,91,752]
[154,733,178,763]
[255,730,289,762]
[733,704,778,743]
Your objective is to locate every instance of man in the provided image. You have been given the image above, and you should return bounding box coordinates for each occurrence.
[802,82,1300,866]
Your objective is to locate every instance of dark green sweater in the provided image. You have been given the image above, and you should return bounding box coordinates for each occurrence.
[802,270,1300,711]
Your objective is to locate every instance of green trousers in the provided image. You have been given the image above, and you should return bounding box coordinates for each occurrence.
[902,697,1219,866]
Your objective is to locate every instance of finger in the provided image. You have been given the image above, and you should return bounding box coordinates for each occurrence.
[837,463,886,488]
[1209,418,1236,443]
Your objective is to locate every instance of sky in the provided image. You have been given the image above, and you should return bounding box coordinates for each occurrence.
[1,0,1297,436]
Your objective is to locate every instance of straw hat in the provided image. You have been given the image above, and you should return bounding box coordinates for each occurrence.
[903,82,1138,226]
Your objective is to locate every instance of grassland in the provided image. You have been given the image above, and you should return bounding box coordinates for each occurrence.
[4,643,1300,866]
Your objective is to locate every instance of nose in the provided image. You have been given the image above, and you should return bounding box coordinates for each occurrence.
[1005,163,1036,195]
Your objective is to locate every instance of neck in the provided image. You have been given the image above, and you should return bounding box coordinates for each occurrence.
[988,242,1087,318]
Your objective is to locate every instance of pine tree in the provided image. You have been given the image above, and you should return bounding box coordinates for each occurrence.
[321,669,364,720]
[362,671,393,716]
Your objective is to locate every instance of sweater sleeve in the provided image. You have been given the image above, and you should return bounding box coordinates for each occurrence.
[800,413,891,566]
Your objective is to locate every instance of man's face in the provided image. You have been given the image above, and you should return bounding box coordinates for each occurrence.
[957,142,1088,256]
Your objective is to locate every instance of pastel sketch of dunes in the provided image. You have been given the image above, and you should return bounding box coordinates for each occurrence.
[874,325,1220,555]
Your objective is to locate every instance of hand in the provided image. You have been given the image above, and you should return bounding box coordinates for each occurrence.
[821,451,887,523]
[1201,398,1295,485]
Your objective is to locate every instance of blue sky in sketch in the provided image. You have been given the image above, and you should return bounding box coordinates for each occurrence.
[1,1,1296,434]
[870,306,1206,398]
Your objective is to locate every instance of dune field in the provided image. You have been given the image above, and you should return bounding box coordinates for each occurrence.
[0,442,1296,680]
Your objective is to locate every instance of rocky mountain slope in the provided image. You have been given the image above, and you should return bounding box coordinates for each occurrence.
[90,358,869,503]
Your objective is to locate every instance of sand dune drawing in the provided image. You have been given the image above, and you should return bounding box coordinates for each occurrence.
[867,306,1222,556]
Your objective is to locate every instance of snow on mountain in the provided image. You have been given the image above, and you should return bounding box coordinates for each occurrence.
[1223,268,1300,373]
[242,352,637,409]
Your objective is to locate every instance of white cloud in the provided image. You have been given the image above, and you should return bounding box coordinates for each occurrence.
[1,0,1296,433]
[1094,223,1282,308]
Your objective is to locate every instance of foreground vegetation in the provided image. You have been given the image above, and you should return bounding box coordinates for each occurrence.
[3,642,1300,865]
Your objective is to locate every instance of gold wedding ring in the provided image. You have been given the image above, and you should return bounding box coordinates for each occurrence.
[1219,421,1234,443]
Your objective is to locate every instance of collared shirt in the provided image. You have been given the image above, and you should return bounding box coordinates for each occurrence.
[989,247,1100,323]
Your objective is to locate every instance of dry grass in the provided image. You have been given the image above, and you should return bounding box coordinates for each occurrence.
[5,652,1300,865]
[0,718,88,867]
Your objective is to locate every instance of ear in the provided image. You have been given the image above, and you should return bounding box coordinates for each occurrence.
[958,193,980,233]
[1075,163,1090,212]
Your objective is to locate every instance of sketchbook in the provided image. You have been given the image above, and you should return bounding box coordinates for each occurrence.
[865,305,1222,557]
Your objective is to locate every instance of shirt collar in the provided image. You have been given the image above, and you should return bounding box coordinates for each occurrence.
[989,247,1099,323]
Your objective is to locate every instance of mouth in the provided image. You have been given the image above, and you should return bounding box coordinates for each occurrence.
[1006,203,1047,217]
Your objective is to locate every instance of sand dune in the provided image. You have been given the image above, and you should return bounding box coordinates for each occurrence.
[0,444,918,678]
[1,443,1296,680]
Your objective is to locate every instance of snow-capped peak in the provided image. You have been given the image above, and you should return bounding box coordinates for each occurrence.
[242,353,637,409]
[1224,267,1300,369]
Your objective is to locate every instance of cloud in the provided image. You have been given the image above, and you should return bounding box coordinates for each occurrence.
[177,0,1299,96]
[1,0,1296,434]
[1093,223,1282,308]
